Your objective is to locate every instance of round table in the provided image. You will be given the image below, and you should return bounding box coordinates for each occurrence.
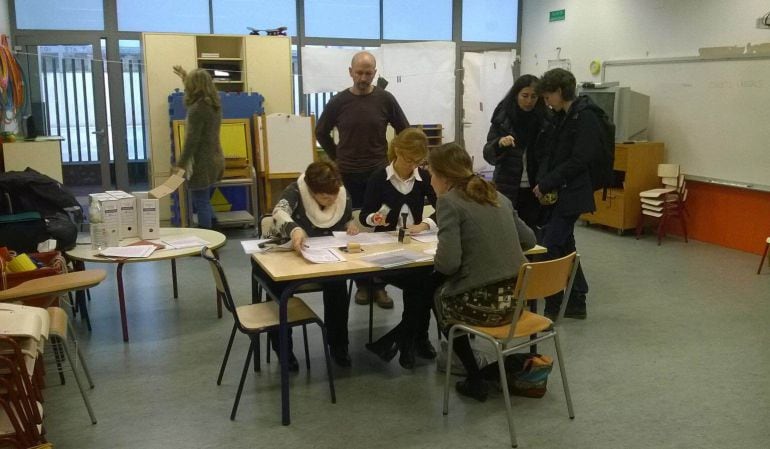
[66,228,226,342]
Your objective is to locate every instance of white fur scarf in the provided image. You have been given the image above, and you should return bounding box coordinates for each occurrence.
[297,174,347,229]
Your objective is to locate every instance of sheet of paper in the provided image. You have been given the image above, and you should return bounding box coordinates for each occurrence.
[303,235,348,249]
[330,231,399,245]
[149,171,186,199]
[99,245,156,258]
[423,247,437,256]
[162,235,211,249]
[411,230,438,243]
[360,249,432,268]
[240,239,273,254]
[300,247,346,264]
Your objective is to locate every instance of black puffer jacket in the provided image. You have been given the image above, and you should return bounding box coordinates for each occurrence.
[482,95,547,205]
[537,95,602,217]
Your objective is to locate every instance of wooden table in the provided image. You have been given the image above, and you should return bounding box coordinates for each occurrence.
[250,240,546,425]
[66,228,226,342]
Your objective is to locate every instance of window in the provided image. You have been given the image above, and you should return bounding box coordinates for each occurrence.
[304,0,379,39]
[383,0,451,41]
[213,0,297,36]
[117,0,210,33]
[15,0,104,30]
[462,0,518,43]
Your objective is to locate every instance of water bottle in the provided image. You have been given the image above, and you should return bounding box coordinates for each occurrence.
[89,197,108,250]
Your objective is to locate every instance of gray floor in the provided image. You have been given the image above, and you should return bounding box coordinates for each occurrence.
[42,225,770,448]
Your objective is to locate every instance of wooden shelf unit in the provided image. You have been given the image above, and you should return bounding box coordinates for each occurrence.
[410,124,443,151]
[196,36,244,92]
[580,141,664,234]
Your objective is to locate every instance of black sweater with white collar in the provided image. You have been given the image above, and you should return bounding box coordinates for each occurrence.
[359,166,437,232]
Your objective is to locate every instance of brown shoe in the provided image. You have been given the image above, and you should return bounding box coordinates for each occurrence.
[373,288,394,309]
[354,288,370,305]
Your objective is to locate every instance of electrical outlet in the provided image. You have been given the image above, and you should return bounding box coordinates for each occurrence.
[757,17,770,29]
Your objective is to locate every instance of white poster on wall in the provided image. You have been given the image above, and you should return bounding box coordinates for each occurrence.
[301,42,456,142]
[301,47,383,94]
[381,41,456,142]
[462,50,516,173]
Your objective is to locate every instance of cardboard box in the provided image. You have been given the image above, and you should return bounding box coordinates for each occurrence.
[106,190,138,239]
[139,198,160,239]
[88,193,120,247]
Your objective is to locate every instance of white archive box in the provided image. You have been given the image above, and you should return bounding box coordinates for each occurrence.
[105,190,138,239]
[88,193,120,247]
[139,198,160,239]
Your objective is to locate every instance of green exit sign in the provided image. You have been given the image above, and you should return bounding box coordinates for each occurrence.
[549,9,565,22]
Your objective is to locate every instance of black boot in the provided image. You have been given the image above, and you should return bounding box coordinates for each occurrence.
[455,378,488,402]
[330,345,352,367]
[365,339,398,362]
[398,339,416,369]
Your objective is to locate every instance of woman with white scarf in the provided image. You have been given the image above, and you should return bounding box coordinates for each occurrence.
[269,161,359,369]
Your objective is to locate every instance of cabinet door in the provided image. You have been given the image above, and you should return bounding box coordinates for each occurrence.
[244,36,292,114]
[142,34,197,178]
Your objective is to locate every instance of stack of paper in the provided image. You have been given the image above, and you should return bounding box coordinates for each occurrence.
[360,249,432,268]
[99,245,157,258]
[301,247,346,264]
[162,235,211,249]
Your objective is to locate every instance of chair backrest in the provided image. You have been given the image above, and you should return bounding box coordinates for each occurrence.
[513,252,579,301]
[657,163,680,179]
[200,248,240,323]
[501,252,579,341]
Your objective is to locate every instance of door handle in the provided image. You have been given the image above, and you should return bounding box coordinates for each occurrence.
[92,129,105,136]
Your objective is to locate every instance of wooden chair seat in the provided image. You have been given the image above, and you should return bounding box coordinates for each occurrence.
[469,311,553,340]
[236,297,319,331]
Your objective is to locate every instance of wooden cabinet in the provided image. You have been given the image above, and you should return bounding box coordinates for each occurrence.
[2,140,64,183]
[142,33,292,220]
[580,141,664,233]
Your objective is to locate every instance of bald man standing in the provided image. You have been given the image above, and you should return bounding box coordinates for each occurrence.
[316,51,410,309]
[316,51,409,207]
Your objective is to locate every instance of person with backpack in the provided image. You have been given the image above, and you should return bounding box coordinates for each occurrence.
[533,68,603,320]
[482,74,550,229]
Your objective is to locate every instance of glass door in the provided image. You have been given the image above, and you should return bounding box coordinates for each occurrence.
[17,38,112,198]
[15,36,149,199]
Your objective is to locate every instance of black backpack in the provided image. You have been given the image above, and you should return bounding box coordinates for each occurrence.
[0,169,82,250]
[580,96,616,200]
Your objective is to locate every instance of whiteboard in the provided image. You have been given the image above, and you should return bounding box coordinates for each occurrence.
[260,113,315,175]
[605,57,770,189]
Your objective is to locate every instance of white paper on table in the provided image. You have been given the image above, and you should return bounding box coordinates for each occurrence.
[411,231,438,243]
[98,245,156,258]
[423,247,437,256]
[300,247,346,264]
[240,239,273,254]
[331,231,398,245]
[359,249,432,268]
[303,235,348,249]
[162,235,211,249]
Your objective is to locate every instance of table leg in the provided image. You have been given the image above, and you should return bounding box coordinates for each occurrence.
[117,263,130,342]
[171,259,178,299]
[368,278,374,344]
[279,288,291,425]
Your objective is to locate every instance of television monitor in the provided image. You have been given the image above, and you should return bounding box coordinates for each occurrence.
[578,85,650,142]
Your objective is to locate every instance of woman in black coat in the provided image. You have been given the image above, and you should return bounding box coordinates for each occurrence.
[482,74,548,229]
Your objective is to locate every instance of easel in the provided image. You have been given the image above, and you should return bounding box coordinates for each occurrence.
[256,113,317,211]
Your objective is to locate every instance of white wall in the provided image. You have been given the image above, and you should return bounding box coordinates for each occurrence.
[519,0,770,188]
[521,0,770,81]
